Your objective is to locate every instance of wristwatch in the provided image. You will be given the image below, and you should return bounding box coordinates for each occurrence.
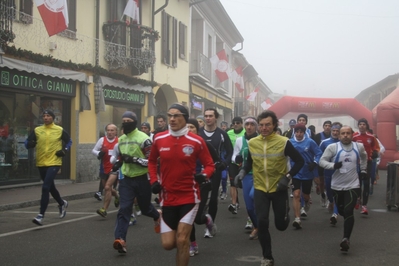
[286,173,292,179]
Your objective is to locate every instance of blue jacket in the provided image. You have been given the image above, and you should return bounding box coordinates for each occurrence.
[290,137,322,180]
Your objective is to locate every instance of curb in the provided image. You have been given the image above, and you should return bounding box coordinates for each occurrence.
[0,191,97,212]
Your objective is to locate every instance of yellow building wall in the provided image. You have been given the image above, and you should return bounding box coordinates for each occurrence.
[153,0,190,98]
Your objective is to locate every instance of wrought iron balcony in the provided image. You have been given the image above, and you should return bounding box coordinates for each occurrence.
[190,51,211,81]
[102,21,158,75]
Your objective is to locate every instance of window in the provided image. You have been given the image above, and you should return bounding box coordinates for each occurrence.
[17,0,33,24]
[108,0,128,22]
[161,11,177,67]
[179,22,187,60]
[67,0,77,32]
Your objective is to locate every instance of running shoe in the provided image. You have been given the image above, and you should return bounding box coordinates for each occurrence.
[113,238,127,253]
[361,205,368,215]
[249,228,258,240]
[245,217,253,230]
[32,214,43,226]
[129,214,137,226]
[300,207,307,218]
[340,238,350,252]
[355,198,361,210]
[59,200,68,218]
[261,258,274,266]
[114,196,120,208]
[189,242,199,256]
[330,213,338,225]
[290,193,293,198]
[96,207,107,218]
[228,204,237,214]
[205,214,217,236]
[134,204,142,216]
[320,196,327,208]
[292,217,302,229]
[94,192,102,201]
[204,228,213,238]
[154,209,162,233]
[220,192,227,200]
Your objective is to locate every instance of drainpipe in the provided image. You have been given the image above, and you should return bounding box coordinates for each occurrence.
[95,0,100,66]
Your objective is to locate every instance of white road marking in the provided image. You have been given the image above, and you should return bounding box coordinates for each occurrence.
[0,210,118,238]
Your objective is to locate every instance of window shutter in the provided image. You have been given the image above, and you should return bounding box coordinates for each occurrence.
[172,17,177,67]
[161,11,168,64]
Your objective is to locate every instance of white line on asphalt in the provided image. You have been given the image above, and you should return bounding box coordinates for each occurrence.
[0,210,118,238]
[11,211,105,215]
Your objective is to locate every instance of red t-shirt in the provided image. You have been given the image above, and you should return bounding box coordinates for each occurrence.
[102,136,118,174]
[148,131,214,206]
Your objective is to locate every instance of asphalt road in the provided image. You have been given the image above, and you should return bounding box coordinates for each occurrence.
[1,171,399,266]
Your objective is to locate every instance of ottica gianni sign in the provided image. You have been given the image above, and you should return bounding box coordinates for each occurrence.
[0,68,76,96]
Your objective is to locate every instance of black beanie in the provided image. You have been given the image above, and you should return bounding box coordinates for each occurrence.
[141,122,151,130]
[188,118,199,133]
[42,109,55,119]
[122,111,137,121]
[168,103,189,122]
[232,116,243,124]
[297,114,308,124]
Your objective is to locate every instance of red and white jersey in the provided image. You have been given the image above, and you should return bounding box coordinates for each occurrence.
[353,132,379,161]
[148,131,214,207]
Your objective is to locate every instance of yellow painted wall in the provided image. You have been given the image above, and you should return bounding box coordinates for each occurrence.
[153,0,191,96]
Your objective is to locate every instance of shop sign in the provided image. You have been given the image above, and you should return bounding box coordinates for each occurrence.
[0,68,76,96]
[103,86,145,105]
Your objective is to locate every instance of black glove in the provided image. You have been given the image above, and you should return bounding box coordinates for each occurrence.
[216,161,227,171]
[359,172,367,180]
[112,160,123,172]
[308,162,317,172]
[97,150,106,160]
[234,169,246,189]
[55,149,66,157]
[194,173,207,184]
[371,150,378,159]
[276,174,291,192]
[333,162,343,169]
[121,154,138,164]
[26,140,36,149]
[235,155,243,164]
[151,181,162,194]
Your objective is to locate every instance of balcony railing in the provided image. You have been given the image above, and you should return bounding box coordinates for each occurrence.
[190,51,211,81]
[102,21,158,75]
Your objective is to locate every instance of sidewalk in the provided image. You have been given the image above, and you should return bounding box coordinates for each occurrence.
[0,180,99,212]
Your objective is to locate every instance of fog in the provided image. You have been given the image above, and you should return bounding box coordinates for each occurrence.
[220,0,399,98]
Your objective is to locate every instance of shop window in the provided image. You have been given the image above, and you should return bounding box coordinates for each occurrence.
[0,93,67,184]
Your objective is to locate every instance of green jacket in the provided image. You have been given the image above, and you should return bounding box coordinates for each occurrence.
[118,129,149,178]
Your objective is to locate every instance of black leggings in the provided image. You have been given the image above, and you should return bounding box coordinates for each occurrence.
[333,188,360,239]
[190,182,212,242]
[360,161,372,205]
[208,169,222,222]
[254,189,290,260]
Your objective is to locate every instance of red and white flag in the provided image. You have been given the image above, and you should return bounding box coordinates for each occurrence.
[123,0,140,22]
[231,66,244,93]
[261,98,273,110]
[210,49,231,82]
[35,0,69,37]
[246,87,260,102]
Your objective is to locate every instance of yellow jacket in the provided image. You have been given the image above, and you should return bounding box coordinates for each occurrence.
[248,133,289,193]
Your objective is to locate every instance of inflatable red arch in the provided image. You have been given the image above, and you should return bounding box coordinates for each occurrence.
[269,95,399,169]
[269,96,373,124]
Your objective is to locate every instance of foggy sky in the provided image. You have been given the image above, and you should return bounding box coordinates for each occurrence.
[219,0,399,99]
